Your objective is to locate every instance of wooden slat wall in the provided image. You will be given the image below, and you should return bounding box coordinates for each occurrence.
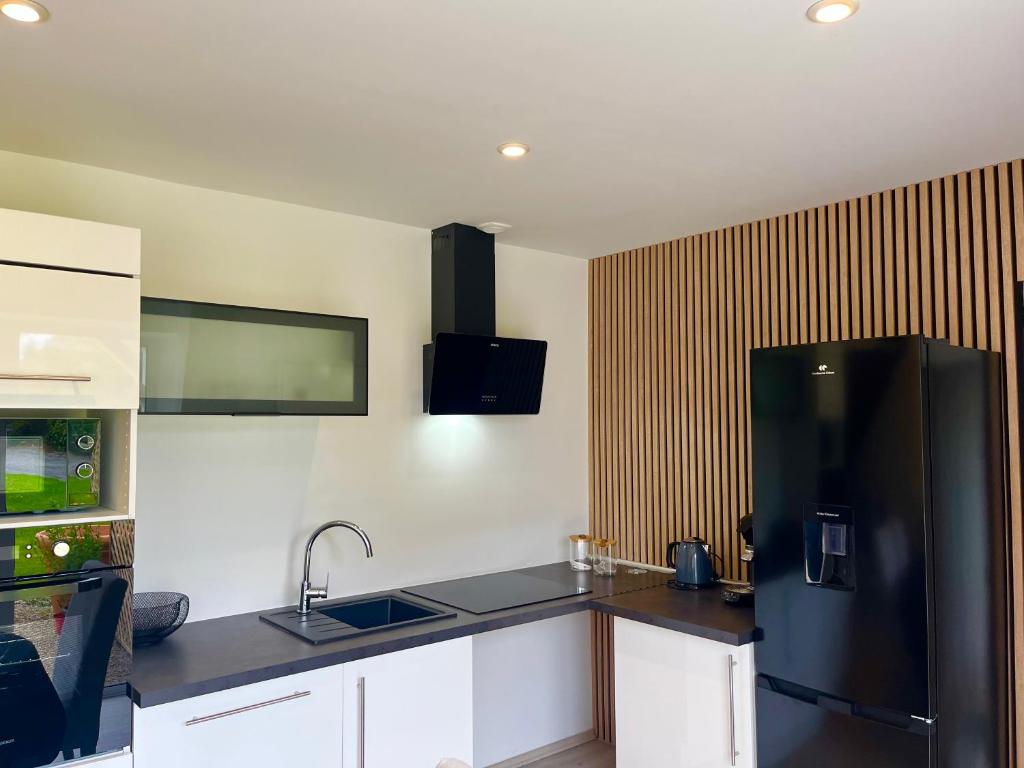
[588,159,1024,754]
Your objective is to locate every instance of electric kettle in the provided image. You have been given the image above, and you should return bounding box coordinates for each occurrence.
[666,537,720,589]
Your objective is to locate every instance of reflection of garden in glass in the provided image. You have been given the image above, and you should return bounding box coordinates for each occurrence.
[5,473,68,513]
[4,473,95,514]
[13,525,105,578]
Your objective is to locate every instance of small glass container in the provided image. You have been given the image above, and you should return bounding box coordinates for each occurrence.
[593,538,618,576]
[569,534,592,571]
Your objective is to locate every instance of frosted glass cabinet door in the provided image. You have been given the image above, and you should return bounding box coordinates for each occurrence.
[140,297,368,415]
[0,265,140,409]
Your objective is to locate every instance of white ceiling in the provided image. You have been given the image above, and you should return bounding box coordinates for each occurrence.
[1,1,1022,258]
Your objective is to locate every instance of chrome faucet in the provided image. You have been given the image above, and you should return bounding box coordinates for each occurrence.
[297,520,373,615]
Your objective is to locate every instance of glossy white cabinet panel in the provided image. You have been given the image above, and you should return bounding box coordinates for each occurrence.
[0,264,140,408]
[0,207,140,276]
[342,637,473,768]
[74,751,132,767]
[614,618,755,768]
[133,666,344,768]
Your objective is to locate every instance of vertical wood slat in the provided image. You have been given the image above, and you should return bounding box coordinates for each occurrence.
[860,197,872,336]
[809,210,820,343]
[589,159,1024,757]
[883,190,896,335]
[850,201,862,338]
[945,174,960,344]
[896,189,908,336]
[818,206,829,340]
[686,237,698,542]
[908,187,921,335]
[921,183,934,337]
[933,178,947,339]
[831,204,839,339]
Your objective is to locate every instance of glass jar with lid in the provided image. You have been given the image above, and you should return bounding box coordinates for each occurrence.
[593,538,618,576]
[569,534,592,570]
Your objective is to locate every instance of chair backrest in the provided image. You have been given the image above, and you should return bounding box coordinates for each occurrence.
[52,573,128,758]
[0,631,67,767]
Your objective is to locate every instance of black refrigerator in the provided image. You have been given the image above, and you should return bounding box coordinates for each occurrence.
[751,336,1007,767]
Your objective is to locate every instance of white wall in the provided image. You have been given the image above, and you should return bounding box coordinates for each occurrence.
[473,614,593,766]
[0,149,588,622]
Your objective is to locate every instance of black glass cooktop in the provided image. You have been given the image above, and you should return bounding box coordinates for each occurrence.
[402,571,590,615]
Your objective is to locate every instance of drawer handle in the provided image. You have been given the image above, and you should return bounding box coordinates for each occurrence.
[184,690,311,726]
[358,676,366,768]
[0,373,92,382]
[727,655,738,766]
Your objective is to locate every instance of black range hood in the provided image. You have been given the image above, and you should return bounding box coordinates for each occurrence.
[423,223,547,415]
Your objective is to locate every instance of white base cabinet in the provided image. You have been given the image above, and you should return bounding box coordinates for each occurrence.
[342,637,474,768]
[614,617,755,768]
[133,637,474,768]
[133,666,345,768]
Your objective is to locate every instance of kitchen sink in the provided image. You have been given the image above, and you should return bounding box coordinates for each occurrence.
[318,595,443,629]
[259,593,456,645]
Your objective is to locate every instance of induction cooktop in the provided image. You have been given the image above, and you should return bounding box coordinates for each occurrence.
[402,571,590,615]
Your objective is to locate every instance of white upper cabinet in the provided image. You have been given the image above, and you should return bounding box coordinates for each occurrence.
[0,264,140,409]
[0,207,140,276]
[615,617,756,768]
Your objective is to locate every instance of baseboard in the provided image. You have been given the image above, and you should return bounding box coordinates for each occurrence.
[484,730,596,768]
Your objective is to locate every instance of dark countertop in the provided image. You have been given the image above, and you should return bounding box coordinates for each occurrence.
[131,563,755,708]
[591,581,759,645]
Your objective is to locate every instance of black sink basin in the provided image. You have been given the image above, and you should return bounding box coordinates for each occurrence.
[318,596,442,629]
[259,593,456,645]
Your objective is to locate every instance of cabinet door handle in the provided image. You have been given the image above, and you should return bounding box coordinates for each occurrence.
[357,676,366,768]
[0,373,92,382]
[727,655,738,766]
[184,690,310,726]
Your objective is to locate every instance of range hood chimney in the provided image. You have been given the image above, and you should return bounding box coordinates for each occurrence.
[423,223,547,415]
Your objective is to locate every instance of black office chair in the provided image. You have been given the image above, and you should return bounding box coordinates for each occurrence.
[51,571,129,760]
[0,630,67,768]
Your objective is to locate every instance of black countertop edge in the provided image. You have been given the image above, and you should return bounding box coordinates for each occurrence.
[589,587,760,646]
[130,563,755,708]
[131,599,604,707]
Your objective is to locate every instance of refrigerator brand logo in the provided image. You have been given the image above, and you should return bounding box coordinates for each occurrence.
[812,363,835,377]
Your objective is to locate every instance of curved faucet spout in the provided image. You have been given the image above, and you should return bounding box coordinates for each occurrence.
[297,520,374,614]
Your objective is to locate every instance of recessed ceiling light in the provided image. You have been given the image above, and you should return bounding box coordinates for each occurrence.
[0,0,49,22]
[477,222,512,235]
[806,0,858,23]
[498,142,530,158]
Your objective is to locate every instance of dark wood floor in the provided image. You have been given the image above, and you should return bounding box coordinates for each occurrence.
[526,740,614,768]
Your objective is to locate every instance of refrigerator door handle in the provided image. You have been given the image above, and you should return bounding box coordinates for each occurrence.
[757,675,937,736]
